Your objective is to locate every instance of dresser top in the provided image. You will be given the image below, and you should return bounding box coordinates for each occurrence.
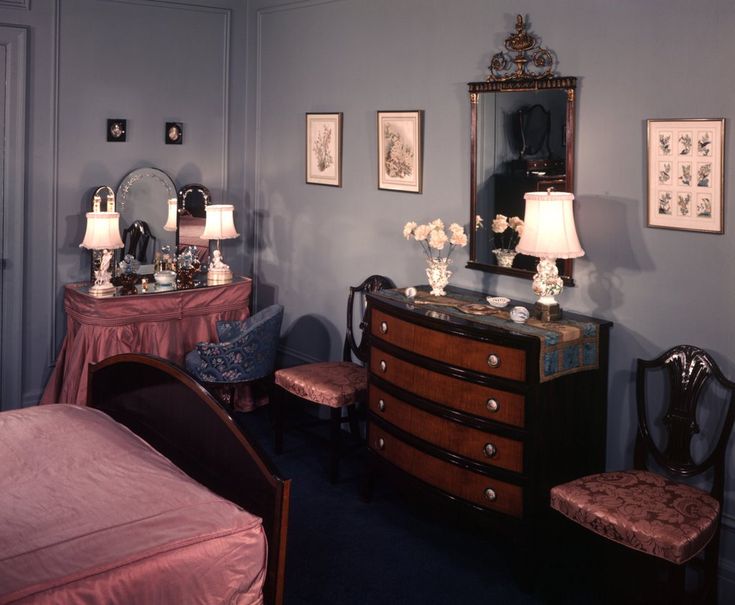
[368,285,612,336]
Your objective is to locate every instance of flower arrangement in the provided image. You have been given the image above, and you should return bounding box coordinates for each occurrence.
[403,219,467,296]
[490,214,524,251]
[402,218,467,261]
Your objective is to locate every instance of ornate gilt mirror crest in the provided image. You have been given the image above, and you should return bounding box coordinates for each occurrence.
[468,15,577,284]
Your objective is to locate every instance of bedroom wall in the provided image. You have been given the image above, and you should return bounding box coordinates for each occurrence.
[247,0,735,592]
[0,0,249,410]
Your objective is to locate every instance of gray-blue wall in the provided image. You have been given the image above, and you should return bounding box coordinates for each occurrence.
[247,0,735,592]
[3,0,735,595]
[0,0,249,410]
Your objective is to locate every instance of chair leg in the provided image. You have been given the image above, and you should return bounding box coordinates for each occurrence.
[273,387,285,455]
[347,404,360,440]
[329,407,342,483]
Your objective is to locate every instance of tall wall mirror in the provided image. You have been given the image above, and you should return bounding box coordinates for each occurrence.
[468,15,577,285]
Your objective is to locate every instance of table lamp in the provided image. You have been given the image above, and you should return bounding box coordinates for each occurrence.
[201,204,239,283]
[163,197,178,231]
[515,190,584,321]
[80,186,124,296]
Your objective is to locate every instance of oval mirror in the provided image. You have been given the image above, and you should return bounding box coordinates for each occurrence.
[467,15,578,285]
[177,183,211,266]
[116,167,177,273]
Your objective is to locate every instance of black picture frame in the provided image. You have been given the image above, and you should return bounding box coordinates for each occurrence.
[165,122,183,145]
[107,119,127,142]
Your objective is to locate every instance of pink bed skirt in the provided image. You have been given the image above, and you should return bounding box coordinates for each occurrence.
[41,279,252,407]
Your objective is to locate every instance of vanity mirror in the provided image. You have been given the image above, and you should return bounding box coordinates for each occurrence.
[468,15,577,285]
[116,167,177,272]
[177,183,211,266]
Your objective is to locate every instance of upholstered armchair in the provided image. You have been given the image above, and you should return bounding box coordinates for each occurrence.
[185,304,284,407]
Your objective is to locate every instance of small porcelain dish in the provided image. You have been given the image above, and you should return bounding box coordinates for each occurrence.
[154,270,177,286]
[510,306,530,323]
[486,296,510,308]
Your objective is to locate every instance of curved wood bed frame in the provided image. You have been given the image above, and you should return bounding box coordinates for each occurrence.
[86,353,290,605]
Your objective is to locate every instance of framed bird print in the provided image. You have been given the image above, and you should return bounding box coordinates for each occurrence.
[646,118,725,233]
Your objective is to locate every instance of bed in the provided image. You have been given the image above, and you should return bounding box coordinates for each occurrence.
[0,354,290,605]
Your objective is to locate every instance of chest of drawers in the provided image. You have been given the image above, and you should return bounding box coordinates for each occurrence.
[365,286,612,528]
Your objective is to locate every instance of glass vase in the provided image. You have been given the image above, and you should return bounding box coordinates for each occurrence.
[426,258,452,297]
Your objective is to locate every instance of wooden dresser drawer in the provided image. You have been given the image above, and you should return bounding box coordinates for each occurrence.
[370,424,523,518]
[370,349,525,428]
[371,309,526,382]
[369,385,523,473]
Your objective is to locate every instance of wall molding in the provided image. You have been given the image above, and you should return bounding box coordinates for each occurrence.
[50,0,233,369]
[0,25,28,409]
[0,0,30,10]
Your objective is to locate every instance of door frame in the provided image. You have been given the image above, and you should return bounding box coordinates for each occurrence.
[0,26,27,410]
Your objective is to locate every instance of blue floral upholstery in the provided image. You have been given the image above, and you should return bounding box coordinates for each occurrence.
[185,304,284,384]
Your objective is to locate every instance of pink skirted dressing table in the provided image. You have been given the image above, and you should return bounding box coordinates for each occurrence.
[41,277,252,406]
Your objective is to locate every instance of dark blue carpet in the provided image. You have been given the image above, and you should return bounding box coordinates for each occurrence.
[234,406,604,605]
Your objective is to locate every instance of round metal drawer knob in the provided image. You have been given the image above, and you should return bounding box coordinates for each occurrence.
[484,487,497,502]
[379,360,387,372]
[486,398,499,413]
[487,354,501,368]
[376,437,385,450]
[380,321,388,334]
[378,399,386,412]
[483,443,497,458]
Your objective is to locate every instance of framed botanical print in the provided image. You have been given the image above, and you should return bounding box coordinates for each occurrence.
[306,112,343,187]
[647,118,725,233]
[377,110,423,193]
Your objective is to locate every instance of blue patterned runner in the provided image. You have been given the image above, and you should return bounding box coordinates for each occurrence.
[379,289,599,382]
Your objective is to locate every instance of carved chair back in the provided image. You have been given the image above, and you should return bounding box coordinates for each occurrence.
[343,275,395,364]
[635,344,735,502]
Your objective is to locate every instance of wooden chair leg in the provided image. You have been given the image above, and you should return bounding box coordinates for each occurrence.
[329,407,342,483]
[347,404,360,440]
[273,387,285,455]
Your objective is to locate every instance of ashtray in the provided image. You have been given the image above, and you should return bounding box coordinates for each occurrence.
[486,296,510,308]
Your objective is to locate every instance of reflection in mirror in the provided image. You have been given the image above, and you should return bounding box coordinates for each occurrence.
[115,167,177,273]
[177,183,211,266]
[467,15,577,285]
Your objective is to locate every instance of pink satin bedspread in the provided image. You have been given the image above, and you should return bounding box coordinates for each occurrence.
[0,405,266,605]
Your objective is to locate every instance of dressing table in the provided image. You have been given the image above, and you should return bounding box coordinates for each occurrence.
[41,277,252,406]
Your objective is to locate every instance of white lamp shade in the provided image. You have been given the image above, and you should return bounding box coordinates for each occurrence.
[201,204,239,240]
[163,198,178,232]
[516,191,584,259]
[79,212,124,250]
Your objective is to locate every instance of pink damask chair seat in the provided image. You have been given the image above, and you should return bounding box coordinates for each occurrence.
[549,345,735,603]
[551,469,720,565]
[274,362,367,408]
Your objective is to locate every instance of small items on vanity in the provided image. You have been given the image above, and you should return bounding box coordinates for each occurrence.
[176,246,201,290]
[117,254,140,295]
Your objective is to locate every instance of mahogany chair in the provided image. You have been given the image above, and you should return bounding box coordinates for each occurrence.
[272,275,395,483]
[550,345,735,604]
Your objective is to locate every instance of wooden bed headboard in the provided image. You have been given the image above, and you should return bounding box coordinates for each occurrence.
[87,353,290,605]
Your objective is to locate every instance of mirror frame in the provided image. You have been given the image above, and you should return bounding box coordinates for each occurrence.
[467,76,577,285]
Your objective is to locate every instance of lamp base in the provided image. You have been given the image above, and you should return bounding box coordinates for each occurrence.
[533,301,562,322]
[88,282,116,297]
[207,267,233,284]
